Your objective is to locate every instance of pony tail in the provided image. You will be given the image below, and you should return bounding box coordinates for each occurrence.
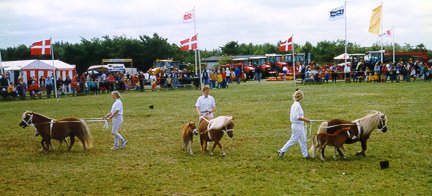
[317,122,328,134]
[79,119,93,149]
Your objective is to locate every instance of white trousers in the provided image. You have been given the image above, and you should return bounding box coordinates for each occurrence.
[280,123,308,157]
[112,116,125,146]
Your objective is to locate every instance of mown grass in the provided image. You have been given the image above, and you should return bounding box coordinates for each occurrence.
[0,81,431,195]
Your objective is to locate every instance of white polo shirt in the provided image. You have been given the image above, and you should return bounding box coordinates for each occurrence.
[111,99,123,116]
[290,101,304,124]
[195,95,215,114]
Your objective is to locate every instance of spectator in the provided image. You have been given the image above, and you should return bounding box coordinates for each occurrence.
[28,81,41,99]
[7,82,17,98]
[234,66,241,84]
[225,68,231,85]
[45,75,54,98]
[344,64,351,82]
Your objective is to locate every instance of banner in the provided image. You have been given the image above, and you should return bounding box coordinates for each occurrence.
[329,5,345,21]
[183,9,194,23]
[180,35,198,51]
[368,5,382,35]
[279,36,292,52]
[31,39,51,55]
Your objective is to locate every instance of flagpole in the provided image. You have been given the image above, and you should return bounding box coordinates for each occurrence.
[0,49,3,75]
[380,2,383,64]
[392,25,395,63]
[344,0,347,72]
[193,6,198,77]
[292,34,295,86]
[193,6,202,89]
[51,38,58,98]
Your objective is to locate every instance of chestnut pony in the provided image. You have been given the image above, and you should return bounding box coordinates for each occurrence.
[309,111,388,157]
[19,111,92,151]
[313,127,357,160]
[181,122,198,155]
[198,116,234,156]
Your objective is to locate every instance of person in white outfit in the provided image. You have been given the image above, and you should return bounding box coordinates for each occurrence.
[104,91,127,150]
[278,89,310,159]
[195,85,216,120]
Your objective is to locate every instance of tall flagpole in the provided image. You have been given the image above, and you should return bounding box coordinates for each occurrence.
[380,2,384,64]
[392,25,395,63]
[51,38,58,98]
[193,6,202,89]
[193,6,197,77]
[292,34,295,86]
[344,0,347,70]
[0,49,3,75]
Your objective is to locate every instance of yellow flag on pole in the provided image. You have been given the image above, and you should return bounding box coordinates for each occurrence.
[368,5,382,35]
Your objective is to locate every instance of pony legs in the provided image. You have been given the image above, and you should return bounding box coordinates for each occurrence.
[68,136,75,151]
[356,139,367,156]
[211,142,225,156]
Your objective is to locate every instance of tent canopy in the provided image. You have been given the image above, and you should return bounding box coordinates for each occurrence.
[334,53,349,60]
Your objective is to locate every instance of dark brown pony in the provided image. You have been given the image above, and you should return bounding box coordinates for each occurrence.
[198,116,234,156]
[313,127,357,160]
[19,111,92,151]
[310,111,388,157]
[181,122,197,155]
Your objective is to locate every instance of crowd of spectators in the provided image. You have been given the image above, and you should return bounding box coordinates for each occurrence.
[297,60,431,84]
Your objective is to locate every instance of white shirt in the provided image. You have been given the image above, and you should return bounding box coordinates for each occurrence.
[344,65,351,73]
[225,69,231,76]
[290,101,304,124]
[195,95,215,114]
[111,99,123,116]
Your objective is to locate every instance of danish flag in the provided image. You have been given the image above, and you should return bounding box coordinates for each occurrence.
[183,9,194,23]
[180,35,198,51]
[279,36,293,52]
[31,39,51,55]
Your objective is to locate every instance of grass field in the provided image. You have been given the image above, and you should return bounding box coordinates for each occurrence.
[0,81,431,195]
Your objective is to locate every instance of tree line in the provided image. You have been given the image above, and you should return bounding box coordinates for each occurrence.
[1,33,430,74]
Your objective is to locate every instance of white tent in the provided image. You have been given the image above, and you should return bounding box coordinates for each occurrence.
[334,53,349,60]
[2,59,76,83]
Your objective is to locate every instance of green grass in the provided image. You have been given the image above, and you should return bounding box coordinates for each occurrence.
[1,81,431,194]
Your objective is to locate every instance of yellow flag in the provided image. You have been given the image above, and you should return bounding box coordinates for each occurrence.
[368,5,382,35]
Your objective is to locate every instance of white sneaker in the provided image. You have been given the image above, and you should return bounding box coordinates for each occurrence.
[121,140,128,148]
[111,146,119,150]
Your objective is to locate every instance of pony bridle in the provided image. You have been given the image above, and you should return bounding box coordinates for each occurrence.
[222,126,234,133]
[377,115,387,131]
[21,113,34,127]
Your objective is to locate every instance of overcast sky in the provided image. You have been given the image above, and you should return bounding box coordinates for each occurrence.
[1,0,431,51]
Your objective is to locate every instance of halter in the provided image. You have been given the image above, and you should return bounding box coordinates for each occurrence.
[21,113,34,126]
[376,115,387,131]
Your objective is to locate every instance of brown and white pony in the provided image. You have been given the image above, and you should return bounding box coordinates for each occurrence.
[198,116,234,156]
[313,127,357,160]
[181,122,198,155]
[19,111,92,151]
[309,111,388,157]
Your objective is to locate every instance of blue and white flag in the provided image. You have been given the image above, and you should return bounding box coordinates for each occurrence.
[329,5,345,21]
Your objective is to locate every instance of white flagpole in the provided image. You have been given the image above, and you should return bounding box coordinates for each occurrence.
[193,7,198,77]
[292,35,295,86]
[344,0,348,71]
[380,2,384,64]
[0,49,3,75]
[51,38,58,98]
[193,6,202,89]
[392,25,395,63]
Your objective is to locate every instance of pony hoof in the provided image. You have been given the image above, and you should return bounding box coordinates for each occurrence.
[209,152,214,156]
[221,152,226,156]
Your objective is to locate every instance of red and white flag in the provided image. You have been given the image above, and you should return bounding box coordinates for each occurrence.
[180,35,198,51]
[380,29,392,37]
[183,9,194,23]
[279,36,292,52]
[31,39,51,55]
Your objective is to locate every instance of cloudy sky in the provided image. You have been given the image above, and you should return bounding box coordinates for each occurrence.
[1,0,431,51]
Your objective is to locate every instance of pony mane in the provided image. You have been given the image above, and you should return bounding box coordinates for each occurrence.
[23,111,53,120]
[353,111,384,134]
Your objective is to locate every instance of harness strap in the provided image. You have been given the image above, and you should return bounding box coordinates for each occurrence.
[49,120,55,139]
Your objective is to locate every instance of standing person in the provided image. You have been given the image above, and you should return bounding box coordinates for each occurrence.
[104,91,127,150]
[235,66,241,84]
[282,66,288,81]
[255,66,261,82]
[225,68,231,85]
[195,85,216,120]
[277,89,310,159]
[45,75,53,98]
